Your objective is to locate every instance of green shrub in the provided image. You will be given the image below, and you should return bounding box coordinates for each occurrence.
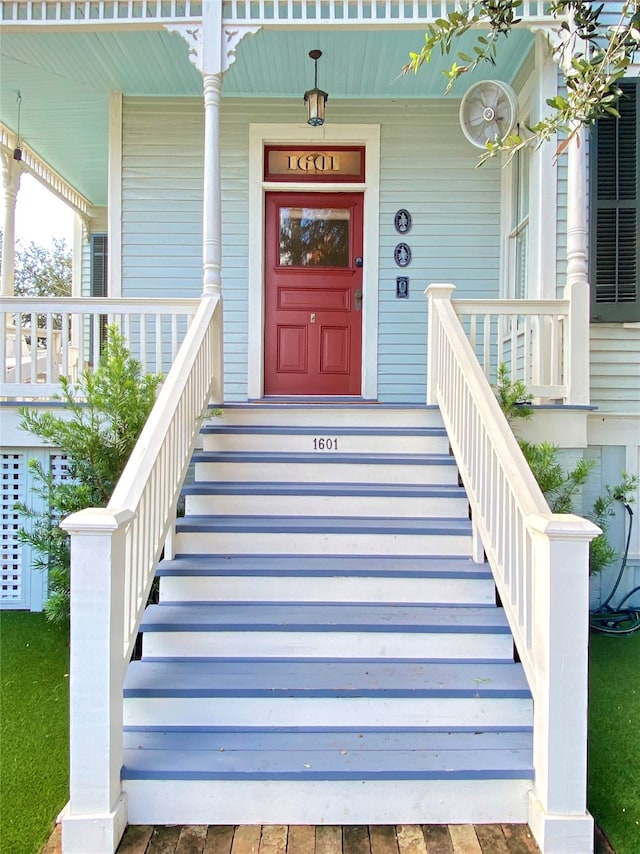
[494,365,637,574]
[16,327,162,624]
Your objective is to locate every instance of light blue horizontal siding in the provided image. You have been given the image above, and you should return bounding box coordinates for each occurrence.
[378,99,500,402]
[122,96,501,402]
[122,98,203,297]
[590,326,640,413]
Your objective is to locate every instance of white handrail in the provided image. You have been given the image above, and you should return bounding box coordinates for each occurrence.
[59,293,222,853]
[426,283,599,853]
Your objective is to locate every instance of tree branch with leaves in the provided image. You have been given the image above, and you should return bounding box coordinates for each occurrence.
[405,0,640,160]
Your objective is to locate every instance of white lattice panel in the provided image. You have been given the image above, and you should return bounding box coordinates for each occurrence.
[50,454,71,485]
[1,454,25,602]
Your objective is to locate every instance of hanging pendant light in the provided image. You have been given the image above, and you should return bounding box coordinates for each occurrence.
[304,50,328,127]
[13,92,23,161]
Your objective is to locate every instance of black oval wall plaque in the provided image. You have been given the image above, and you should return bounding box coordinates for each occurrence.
[394,209,412,234]
[394,243,411,267]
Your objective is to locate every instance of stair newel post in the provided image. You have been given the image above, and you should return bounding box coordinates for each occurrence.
[60,507,134,854]
[425,284,456,406]
[526,513,599,853]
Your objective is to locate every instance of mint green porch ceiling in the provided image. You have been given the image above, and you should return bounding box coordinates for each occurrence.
[0,26,533,206]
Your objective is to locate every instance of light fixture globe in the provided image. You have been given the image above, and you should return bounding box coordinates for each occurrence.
[304,50,328,127]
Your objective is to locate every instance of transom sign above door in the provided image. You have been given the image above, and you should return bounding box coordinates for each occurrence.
[264,146,366,183]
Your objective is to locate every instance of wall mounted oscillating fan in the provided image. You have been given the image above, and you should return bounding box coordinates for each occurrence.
[459,80,518,148]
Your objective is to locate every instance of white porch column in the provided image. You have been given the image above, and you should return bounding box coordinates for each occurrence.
[564,127,591,405]
[1,150,22,296]
[166,13,259,299]
[202,72,223,296]
[561,17,591,406]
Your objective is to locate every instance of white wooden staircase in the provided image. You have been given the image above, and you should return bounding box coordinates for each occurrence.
[121,404,533,825]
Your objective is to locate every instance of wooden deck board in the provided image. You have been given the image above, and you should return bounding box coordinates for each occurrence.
[369,825,399,854]
[500,825,540,853]
[421,825,454,854]
[43,823,544,854]
[343,826,371,854]
[397,824,428,854]
[204,826,235,854]
[472,825,510,854]
[230,825,261,854]
[176,825,208,854]
[148,826,182,854]
[315,825,343,854]
[288,825,317,854]
[448,825,482,854]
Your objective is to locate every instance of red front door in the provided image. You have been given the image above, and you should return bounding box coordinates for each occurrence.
[264,192,363,396]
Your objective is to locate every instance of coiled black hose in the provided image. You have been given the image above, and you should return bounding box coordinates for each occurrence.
[590,502,640,636]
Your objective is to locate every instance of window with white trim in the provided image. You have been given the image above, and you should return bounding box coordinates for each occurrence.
[508,136,531,300]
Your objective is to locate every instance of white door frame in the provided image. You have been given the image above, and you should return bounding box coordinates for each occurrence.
[247,123,380,399]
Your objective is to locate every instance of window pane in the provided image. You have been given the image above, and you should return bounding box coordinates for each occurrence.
[279,207,350,267]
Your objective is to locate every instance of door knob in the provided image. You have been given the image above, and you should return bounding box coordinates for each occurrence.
[355,256,363,268]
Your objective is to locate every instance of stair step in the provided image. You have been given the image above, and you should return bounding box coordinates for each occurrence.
[140,603,513,659]
[124,659,530,697]
[214,404,444,428]
[123,659,532,729]
[123,777,531,826]
[193,450,458,484]
[201,425,449,454]
[176,515,471,535]
[141,602,509,632]
[157,554,491,577]
[183,481,468,518]
[122,727,533,781]
[157,555,494,605]
[174,515,473,556]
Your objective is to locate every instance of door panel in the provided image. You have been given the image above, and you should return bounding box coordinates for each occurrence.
[277,326,308,373]
[321,326,350,373]
[264,192,363,396]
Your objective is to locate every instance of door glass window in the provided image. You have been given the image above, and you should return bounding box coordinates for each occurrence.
[279,207,350,267]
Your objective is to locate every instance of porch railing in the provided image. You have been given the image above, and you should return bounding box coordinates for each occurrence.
[59,293,222,854]
[427,284,598,853]
[0,0,560,27]
[1,297,199,399]
[453,297,571,402]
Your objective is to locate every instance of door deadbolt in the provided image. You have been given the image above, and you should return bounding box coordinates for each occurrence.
[310,313,316,323]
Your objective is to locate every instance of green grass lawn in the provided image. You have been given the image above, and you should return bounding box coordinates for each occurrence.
[0,612,69,854]
[589,629,640,854]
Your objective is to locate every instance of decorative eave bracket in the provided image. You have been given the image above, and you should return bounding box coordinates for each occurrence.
[165,22,261,75]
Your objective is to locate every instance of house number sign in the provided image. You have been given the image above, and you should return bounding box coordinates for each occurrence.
[313,437,339,450]
[265,146,365,182]
[394,243,411,267]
